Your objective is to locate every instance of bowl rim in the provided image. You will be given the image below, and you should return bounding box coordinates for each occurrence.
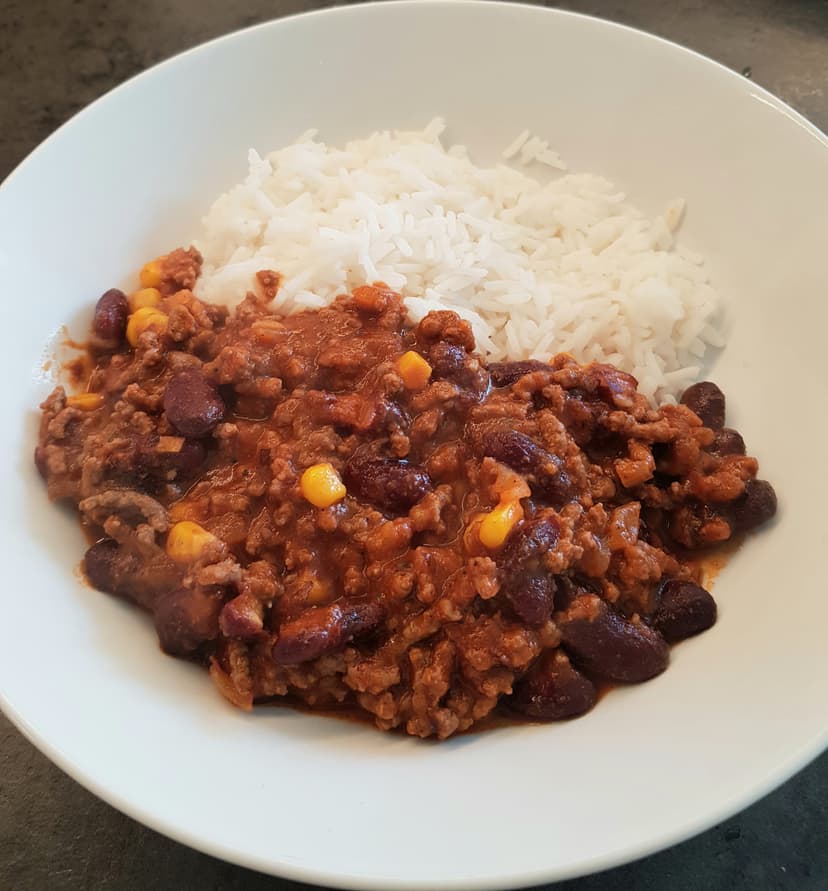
[2,0,826,200]
[2,2,826,888]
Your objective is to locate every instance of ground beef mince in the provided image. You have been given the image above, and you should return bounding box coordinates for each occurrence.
[35,250,778,738]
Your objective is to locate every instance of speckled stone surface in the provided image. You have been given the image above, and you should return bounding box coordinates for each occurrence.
[1,1,826,888]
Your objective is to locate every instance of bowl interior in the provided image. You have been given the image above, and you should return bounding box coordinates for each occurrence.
[1,3,826,888]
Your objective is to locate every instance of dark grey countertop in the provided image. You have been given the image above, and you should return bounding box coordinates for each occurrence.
[1,1,826,888]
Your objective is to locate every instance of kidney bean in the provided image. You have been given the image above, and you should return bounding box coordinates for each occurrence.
[164,368,225,438]
[500,516,561,572]
[92,288,129,346]
[729,479,777,532]
[510,649,597,720]
[153,586,223,657]
[502,574,557,626]
[488,360,553,388]
[528,465,574,508]
[377,400,411,434]
[498,517,561,625]
[481,429,544,474]
[589,364,639,407]
[429,342,466,378]
[709,427,746,457]
[653,579,717,643]
[272,601,383,664]
[428,342,490,396]
[480,430,572,505]
[219,592,264,639]
[680,381,726,429]
[560,597,669,682]
[344,454,432,514]
[83,538,120,593]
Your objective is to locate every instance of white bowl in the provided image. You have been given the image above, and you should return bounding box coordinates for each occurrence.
[1,2,826,887]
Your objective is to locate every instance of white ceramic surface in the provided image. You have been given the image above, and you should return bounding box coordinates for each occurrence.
[1,2,826,888]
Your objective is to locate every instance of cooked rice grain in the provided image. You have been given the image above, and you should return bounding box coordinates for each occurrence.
[194,118,722,400]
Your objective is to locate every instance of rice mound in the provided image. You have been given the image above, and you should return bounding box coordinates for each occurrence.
[194,118,722,401]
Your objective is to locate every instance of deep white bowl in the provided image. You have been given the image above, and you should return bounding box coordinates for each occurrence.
[1,2,826,888]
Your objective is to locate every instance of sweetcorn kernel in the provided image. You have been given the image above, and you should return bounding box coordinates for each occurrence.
[166,520,216,563]
[139,258,164,288]
[397,351,432,390]
[300,463,346,508]
[129,287,162,311]
[126,307,168,346]
[67,392,104,411]
[479,499,523,549]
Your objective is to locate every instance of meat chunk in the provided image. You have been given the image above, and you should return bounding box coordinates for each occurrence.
[35,265,776,739]
[159,247,202,294]
[79,490,170,533]
[273,601,384,665]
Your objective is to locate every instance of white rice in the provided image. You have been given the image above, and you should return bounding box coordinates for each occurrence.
[193,118,723,401]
